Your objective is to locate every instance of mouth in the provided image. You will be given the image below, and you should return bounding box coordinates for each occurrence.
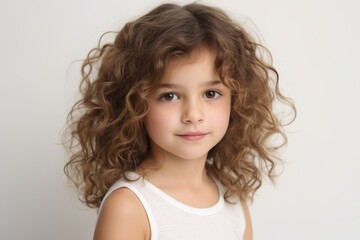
[176,132,208,141]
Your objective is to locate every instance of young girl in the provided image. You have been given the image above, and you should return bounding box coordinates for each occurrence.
[65,2,295,240]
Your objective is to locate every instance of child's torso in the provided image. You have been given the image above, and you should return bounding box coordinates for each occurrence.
[99,172,246,240]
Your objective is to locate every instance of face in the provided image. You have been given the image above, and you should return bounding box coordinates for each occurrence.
[145,48,231,162]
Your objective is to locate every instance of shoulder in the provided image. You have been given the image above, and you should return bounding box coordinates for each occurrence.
[93,188,150,240]
[240,201,253,240]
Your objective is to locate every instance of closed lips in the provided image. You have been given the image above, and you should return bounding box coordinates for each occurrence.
[177,132,206,136]
[176,132,207,140]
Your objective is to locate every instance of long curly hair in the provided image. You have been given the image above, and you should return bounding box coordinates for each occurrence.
[64,2,295,208]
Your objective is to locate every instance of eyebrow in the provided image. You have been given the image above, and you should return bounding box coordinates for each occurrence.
[158,80,223,88]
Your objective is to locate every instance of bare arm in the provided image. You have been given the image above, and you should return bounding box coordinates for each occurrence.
[93,188,150,240]
[241,201,253,240]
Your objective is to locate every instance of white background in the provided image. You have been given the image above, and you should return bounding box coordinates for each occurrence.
[1,0,359,239]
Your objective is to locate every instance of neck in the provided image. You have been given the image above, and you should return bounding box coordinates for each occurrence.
[139,152,209,187]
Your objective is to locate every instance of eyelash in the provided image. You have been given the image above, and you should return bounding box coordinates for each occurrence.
[159,90,222,101]
[204,90,221,99]
[160,92,180,101]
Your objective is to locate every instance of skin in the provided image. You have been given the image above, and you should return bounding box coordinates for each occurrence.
[94,47,253,240]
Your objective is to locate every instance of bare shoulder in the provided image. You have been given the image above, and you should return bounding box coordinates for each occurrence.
[241,201,253,240]
[93,188,150,240]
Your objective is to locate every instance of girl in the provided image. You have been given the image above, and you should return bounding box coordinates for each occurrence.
[64,2,295,240]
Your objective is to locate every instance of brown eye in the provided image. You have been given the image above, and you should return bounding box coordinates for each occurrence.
[204,90,220,99]
[160,92,179,101]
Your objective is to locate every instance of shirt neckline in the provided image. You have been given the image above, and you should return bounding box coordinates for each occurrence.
[127,171,225,216]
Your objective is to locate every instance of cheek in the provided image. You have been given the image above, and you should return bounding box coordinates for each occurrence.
[210,101,231,131]
[212,107,230,126]
[145,106,176,134]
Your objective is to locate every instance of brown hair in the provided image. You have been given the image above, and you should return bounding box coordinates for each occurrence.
[64,2,296,208]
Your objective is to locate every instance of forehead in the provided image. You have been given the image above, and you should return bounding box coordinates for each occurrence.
[160,47,219,84]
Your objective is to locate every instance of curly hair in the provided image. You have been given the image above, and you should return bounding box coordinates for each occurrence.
[64,2,295,208]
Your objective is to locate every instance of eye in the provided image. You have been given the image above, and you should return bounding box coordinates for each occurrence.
[160,92,179,101]
[204,90,220,99]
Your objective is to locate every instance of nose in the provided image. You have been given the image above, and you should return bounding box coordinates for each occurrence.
[181,99,204,124]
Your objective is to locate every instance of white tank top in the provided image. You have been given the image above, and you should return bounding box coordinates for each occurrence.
[99,172,246,240]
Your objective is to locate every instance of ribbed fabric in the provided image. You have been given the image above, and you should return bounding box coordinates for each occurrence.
[99,172,246,240]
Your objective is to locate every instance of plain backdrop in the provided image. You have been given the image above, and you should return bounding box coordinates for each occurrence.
[1,0,359,239]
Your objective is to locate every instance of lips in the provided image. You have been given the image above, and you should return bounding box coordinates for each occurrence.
[176,132,207,141]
